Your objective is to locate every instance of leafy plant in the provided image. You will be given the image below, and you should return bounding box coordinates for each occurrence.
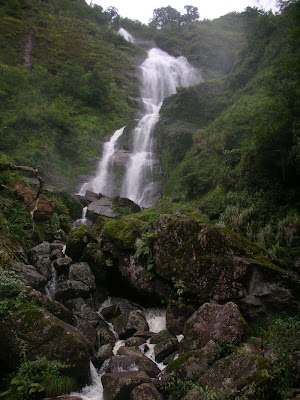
[0,358,75,400]
[174,279,188,308]
[163,378,194,400]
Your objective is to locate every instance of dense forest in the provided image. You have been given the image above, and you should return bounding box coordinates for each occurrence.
[0,0,300,399]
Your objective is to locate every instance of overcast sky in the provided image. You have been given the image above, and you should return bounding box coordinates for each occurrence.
[87,0,279,23]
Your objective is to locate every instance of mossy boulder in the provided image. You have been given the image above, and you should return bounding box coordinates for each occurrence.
[0,308,90,384]
[66,225,94,261]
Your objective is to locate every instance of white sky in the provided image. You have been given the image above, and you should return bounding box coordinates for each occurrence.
[87,0,279,24]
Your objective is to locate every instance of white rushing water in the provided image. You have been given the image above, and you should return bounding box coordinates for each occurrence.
[144,308,167,333]
[45,264,57,300]
[78,42,201,206]
[121,48,201,206]
[79,127,125,196]
[118,27,135,43]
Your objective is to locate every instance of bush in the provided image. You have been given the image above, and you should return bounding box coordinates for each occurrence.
[0,358,75,400]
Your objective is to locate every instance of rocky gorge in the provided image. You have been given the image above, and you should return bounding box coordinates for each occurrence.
[0,184,299,400]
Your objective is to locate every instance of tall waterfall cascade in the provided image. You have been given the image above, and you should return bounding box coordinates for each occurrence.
[78,29,202,206]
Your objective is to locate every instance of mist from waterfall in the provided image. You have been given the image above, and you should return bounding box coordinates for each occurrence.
[121,48,201,206]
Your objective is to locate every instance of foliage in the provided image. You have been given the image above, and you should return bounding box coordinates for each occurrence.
[133,232,157,278]
[0,358,75,400]
[173,279,188,308]
[163,378,194,400]
[0,270,34,315]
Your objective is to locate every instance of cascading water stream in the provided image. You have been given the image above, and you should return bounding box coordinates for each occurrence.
[79,127,125,197]
[78,31,201,207]
[118,27,135,43]
[121,48,201,206]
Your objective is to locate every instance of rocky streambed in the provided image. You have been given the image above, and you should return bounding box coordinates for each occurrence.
[1,189,299,400]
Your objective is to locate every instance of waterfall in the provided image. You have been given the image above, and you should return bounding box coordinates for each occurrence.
[78,39,201,207]
[79,127,125,196]
[121,48,202,206]
[118,27,135,43]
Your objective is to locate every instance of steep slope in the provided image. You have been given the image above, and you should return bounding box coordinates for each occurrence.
[0,0,143,189]
[154,5,300,266]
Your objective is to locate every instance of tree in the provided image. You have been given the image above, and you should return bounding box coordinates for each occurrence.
[182,5,199,23]
[149,6,181,29]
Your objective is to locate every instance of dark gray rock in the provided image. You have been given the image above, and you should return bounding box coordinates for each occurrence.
[154,337,179,363]
[107,354,160,378]
[69,262,96,290]
[88,197,118,219]
[11,262,47,290]
[93,344,113,369]
[35,258,52,279]
[53,256,72,274]
[166,301,196,335]
[28,241,50,264]
[55,280,92,302]
[125,336,146,348]
[112,310,149,339]
[102,371,151,400]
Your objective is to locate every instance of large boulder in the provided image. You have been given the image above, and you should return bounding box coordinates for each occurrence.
[10,262,47,290]
[182,302,246,351]
[88,197,118,219]
[0,308,90,383]
[69,262,96,291]
[106,354,160,378]
[163,340,218,381]
[130,383,164,400]
[102,371,151,400]
[28,241,51,264]
[96,214,299,317]
[112,310,149,339]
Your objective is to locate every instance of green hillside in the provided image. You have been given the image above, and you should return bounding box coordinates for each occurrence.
[0,0,142,189]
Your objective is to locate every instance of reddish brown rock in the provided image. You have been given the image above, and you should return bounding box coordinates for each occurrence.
[130,383,164,400]
[14,184,53,221]
[183,302,246,351]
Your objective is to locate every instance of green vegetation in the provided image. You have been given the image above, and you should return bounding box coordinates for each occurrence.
[0,358,75,399]
[0,0,142,188]
[155,3,300,267]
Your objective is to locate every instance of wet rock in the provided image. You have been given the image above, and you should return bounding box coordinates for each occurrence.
[166,301,196,335]
[11,262,47,290]
[53,256,72,274]
[28,241,51,264]
[55,279,92,302]
[107,354,160,378]
[162,352,178,365]
[88,197,118,219]
[69,262,96,290]
[113,149,131,167]
[101,304,121,321]
[102,371,151,400]
[163,340,218,380]
[85,190,103,203]
[130,383,164,400]
[50,241,65,252]
[154,337,179,363]
[64,298,101,349]
[125,336,146,347]
[50,248,64,260]
[97,321,118,346]
[0,308,90,384]
[35,258,52,279]
[182,302,246,351]
[112,310,149,339]
[93,344,113,369]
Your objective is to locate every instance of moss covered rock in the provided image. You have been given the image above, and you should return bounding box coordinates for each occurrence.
[0,307,90,384]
